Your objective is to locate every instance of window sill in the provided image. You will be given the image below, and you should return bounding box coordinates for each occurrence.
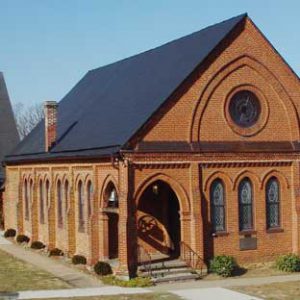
[212,232,229,237]
[267,228,284,233]
[239,230,257,236]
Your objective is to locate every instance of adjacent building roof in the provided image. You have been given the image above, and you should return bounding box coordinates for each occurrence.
[0,73,20,172]
[6,14,247,162]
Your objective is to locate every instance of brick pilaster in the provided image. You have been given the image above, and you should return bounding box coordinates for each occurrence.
[189,163,204,258]
[292,162,300,254]
[67,169,76,256]
[117,159,137,277]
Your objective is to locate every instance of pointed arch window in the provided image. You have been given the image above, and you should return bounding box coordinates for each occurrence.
[45,180,50,209]
[78,180,84,231]
[57,180,63,228]
[24,179,29,220]
[64,180,69,215]
[39,180,45,224]
[239,178,253,231]
[210,179,226,232]
[87,181,93,218]
[266,177,280,229]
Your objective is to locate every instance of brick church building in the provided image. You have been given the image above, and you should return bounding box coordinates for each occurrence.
[3,14,300,277]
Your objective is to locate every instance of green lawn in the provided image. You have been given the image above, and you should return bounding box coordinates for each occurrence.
[0,249,70,292]
[35,294,180,300]
[232,281,300,300]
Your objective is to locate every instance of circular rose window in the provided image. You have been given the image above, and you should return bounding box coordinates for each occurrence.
[229,90,261,128]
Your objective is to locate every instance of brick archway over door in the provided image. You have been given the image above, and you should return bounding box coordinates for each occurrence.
[136,179,190,260]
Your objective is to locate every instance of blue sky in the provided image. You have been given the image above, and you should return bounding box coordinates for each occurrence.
[0,0,299,106]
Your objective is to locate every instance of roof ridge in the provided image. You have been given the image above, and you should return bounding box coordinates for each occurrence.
[89,13,247,74]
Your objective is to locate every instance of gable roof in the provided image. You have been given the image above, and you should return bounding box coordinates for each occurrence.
[0,73,20,173]
[7,14,246,162]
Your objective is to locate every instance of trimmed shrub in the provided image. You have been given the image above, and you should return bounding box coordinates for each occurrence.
[94,261,113,276]
[30,241,45,250]
[4,228,16,238]
[16,234,30,244]
[72,255,87,265]
[101,275,152,287]
[210,255,237,277]
[276,254,300,272]
[49,248,64,257]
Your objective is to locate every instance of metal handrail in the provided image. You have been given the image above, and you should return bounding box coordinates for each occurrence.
[137,244,152,277]
[180,241,204,276]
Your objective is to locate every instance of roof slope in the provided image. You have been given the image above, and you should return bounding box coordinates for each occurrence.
[0,73,20,173]
[9,14,246,160]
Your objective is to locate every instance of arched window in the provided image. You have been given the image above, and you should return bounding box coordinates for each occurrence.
[29,179,33,219]
[45,180,50,209]
[266,177,280,229]
[39,180,44,224]
[239,178,253,231]
[210,179,226,232]
[87,181,93,218]
[78,180,84,231]
[57,180,63,228]
[24,179,29,220]
[64,180,69,214]
[105,182,118,208]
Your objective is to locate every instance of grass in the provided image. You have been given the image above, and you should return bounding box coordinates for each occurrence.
[204,261,290,280]
[101,275,153,287]
[0,249,70,292]
[33,294,181,300]
[232,281,300,300]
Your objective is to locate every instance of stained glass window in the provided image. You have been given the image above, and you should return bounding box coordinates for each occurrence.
[239,178,253,231]
[210,179,225,232]
[266,177,280,229]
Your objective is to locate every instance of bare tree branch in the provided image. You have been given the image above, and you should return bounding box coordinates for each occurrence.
[13,102,44,140]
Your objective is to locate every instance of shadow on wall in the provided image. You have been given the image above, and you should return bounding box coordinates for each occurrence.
[137,180,181,258]
[138,214,174,255]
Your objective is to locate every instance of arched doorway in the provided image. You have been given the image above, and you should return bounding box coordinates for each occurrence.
[137,180,181,259]
[103,182,119,259]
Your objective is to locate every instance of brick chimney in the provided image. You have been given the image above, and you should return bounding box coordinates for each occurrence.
[44,101,58,151]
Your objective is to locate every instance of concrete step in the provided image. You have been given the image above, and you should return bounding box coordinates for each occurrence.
[138,258,202,283]
[152,272,200,284]
[138,259,187,272]
[139,266,194,278]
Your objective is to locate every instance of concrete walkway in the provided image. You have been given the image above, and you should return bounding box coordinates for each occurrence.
[16,287,151,299]
[151,272,300,291]
[1,287,260,300]
[172,287,262,300]
[0,233,103,288]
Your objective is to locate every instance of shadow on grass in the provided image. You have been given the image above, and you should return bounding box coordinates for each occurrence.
[232,266,248,277]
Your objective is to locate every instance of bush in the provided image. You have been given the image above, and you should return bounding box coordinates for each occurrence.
[101,275,153,287]
[276,254,300,272]
[94,261,113,276]
[72,255,87,265]
[210,255,236,277]
[4,228,16,238]
[16,234,30,244]
[30,241,45,250]
[49,248,64,257]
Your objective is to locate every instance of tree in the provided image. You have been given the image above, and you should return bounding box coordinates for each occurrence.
[13,102,44,140]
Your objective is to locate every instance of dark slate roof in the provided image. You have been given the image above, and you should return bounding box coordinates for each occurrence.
[7,14,246,161]
[0,73,20,173]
